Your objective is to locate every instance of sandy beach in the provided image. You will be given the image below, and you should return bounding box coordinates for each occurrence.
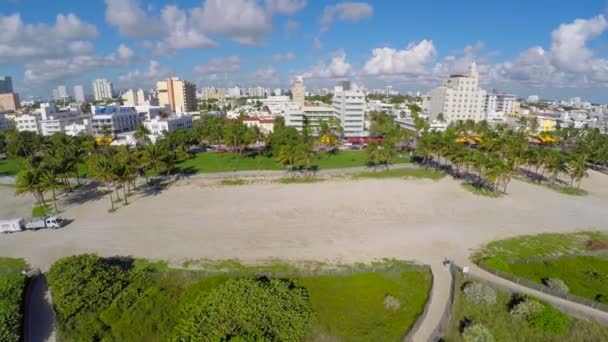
[0,171,607,269]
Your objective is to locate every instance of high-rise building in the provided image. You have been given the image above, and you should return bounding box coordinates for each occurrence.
[291,76,305,107]
[123,89,138,107]
[0,76,13,94]
[0,93,20,111]
[156,77,196,113]
[428,62,487,123]
[57,85,68,99]
[339,80,351,91]
[73,85,86,102]
[484,91,516,121]
[92,79,114,101]
[332,85,365,137]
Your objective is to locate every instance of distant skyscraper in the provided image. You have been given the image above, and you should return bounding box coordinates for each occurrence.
[52,89,60,101]
[57,85,68,99]
[339,80,351,91]
[0,76,13,94]
[92,79,114,101]
[291,76,305,107]
[73,85,86,102]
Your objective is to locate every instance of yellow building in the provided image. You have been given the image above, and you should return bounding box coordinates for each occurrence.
[157,77,197,113]
[539,117,557,132]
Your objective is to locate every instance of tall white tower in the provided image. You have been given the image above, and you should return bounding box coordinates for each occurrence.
[291,76,305,107]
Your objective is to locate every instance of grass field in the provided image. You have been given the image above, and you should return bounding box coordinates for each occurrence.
[50,257,430,341]
[0,159,20,176]
[277,177,325,184]
[507,256,608,304]
[472,231,608,263]
[353,167,444,180]
[445,271,608,341]
[0,257,28,342]
[176,151,411,174]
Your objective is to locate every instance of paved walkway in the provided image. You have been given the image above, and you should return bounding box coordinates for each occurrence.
[24,273,56,342]
[407,260,453,342]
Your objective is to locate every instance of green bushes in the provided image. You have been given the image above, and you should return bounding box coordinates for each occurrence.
[173,277,314,341]
[479,257,511,273]
[0,268,25,341]
[510,296,569,333]
[462,282,497,305]
[543,278,569,294]
[462,322,494,342]
[47,254,130,340]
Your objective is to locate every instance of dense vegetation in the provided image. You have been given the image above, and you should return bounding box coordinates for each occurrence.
[46,255,431,341]
[474,232,608,306]
[0,258,28,342]
[446,272,608,341]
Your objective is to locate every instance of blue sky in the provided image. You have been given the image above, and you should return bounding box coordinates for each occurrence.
[1,0,608,102]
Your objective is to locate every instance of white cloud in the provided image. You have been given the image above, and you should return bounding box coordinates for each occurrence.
[302,51,353,78]
[104,0,164,38]
[550,15,607,73]
[320,2,373,30]
[266,0,307,15]
[273,52,296,62]
[192,0,272,46]
[161,5,217,49]
[194,56,241,73]
[117,44,135,59]
[118,60,170,88]
[24,45,134,84]
[0,13,98,62]
[254,66,278,80]
[362,40,437,76]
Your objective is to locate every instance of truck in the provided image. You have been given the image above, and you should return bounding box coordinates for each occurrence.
[0,216,65,233]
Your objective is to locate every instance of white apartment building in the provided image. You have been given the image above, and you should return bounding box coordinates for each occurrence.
[243,116,275,134]
[201,87,225,101]
[291,77,305,107]
[332,86,366,137]
[0,113,14,132]
[73,85,86,103]
[14,113,40,133]
[38,103,91,136]
[91,105,140,137]
[92,79,114,101]
[428,62,487,123]
[484,92,516,122]
[143,114,193,137]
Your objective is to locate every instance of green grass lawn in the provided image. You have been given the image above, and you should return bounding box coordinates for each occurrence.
[51,258,430,341]
[277,177,324,184]
[300,268,431,341]
[445,271,608,341]
[353,167,444,180]
[0,257,28,342]
[219,179,248,186]
[0,158,20,176]
[32,204,49,217]
[176,151,411,174]
[472,231,608,263]
[505,256,608,304]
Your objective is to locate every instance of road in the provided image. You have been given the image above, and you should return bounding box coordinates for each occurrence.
[24,273,56,342]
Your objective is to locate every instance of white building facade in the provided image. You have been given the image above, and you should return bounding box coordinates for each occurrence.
[15,113,40,133]
[91,105,140,136]
[73,85,86,103]
[291,77,305,107]
[484,92,516,122]
[92,79,114,101]
[428,62,487,123]
[143,115,193,137]
[332,86,366,137]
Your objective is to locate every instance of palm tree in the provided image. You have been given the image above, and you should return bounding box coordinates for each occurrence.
[566,154,588,188]
[15,164,46,207]
[140,143,169,182]
[39,169,61,213]
[134,124,152,146]
[90,155,117,211]
[365,141,383,171]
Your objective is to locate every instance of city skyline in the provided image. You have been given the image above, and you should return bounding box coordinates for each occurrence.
[2,1,608,102]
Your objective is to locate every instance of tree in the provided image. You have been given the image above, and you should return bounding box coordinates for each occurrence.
[90,154,118,211]
[365,141,383,170]
[15,162,46,207]
[140,143,169,181]
[39,168,61,213]
[566,154,588,188]
[133,124,151,146]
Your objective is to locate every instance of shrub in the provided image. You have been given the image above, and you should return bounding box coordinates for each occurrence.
[510,297,569,333]
[173,277,314,341]
[47,255,130,340]
[480,257,511,273]
[595,294,608,304]
[462,322,494,342]
[543,278,569,294]
[0,274,26,342]
[383,295,401,310]
[462,282,497,306]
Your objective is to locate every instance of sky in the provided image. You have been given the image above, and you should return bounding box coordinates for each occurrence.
[1,0,608,102]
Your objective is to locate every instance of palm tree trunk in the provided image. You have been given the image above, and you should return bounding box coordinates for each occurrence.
[539,166,546,183]
[106,182,114,211]
[52,187,58,213]
[123,183,128,205]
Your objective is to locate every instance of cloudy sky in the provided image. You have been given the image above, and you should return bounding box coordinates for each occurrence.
[2,0,608,102]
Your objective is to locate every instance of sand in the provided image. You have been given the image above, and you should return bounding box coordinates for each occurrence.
[0,170,606,270]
